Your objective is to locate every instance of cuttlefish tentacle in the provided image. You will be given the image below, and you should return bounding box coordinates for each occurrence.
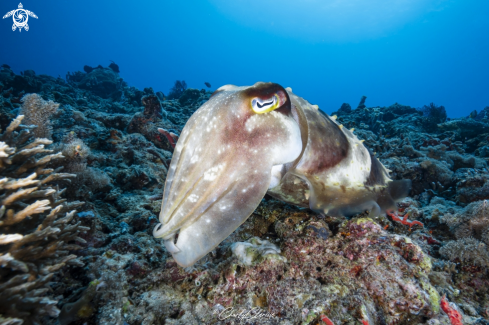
[154,82,411,267]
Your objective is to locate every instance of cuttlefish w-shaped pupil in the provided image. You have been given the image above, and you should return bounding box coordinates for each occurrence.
[257,98,274,108]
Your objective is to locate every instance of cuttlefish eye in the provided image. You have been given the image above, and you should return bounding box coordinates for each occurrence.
[251,90,287,114]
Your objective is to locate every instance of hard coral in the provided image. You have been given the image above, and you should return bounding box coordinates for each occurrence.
[444,199,489,244]
[127,93,176,151]
[420,103,447,131]
[439,237,489,267]
[0,115,88,325]
[167,80,187,100]
[440,199,489,267]
[20,93,59,139]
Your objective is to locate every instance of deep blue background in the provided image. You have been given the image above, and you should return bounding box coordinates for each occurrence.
[0,0,488,117]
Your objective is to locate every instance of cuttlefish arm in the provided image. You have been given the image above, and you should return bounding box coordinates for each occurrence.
[153,83,302,267]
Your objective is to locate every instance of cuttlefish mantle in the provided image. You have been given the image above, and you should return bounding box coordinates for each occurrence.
[153,82,411,267]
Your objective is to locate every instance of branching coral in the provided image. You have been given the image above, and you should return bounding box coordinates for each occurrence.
[419,103,447,131]
[167,80,187,100]
[0,115,88,325]
[20,94,59,139]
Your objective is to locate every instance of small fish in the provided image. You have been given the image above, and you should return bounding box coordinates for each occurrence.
[204,82,211,88]
[153,82,411,267]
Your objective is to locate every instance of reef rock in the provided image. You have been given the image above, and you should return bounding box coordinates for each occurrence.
[78,67,121,99]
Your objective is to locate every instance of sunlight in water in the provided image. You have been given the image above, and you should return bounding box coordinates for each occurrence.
[210,0,450,42]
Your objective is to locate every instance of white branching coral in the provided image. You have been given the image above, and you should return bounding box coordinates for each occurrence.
[0,115,88,325]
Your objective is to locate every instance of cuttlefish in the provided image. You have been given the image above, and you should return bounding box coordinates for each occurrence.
[153,82,411,267]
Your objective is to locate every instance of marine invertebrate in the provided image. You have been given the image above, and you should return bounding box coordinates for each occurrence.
[230,237,286,266]
[357,95,367,109]
[154,82,411,267]
[167,80,187,100]
[4,64,489,324]
[440,295,463,325]
[387,211,424,229]
[77,66,122,99]
[320,314,335,325]
[0,115,87,324]
[108,61,120,73]
[420,103,447,131]
[58,279,100,325]
[439,237,489,267]
[20,93,59,139]
[444,199,489,244]
[157,128,178,149]
[53,133,110,198]
[178,88,202,106]
[127,93,176,151]
[439,200,489,266]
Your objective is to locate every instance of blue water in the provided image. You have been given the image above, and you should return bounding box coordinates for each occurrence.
[1,0,488,117]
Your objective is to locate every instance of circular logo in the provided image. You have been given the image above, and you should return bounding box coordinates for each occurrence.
[13,9,28,28]
[3,3,38,32]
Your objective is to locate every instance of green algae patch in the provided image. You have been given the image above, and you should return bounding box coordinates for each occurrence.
[59,278,101,325]
[322,284,350,298]
[301,310,317,325]
[419,254,433,273]
[420,281,440,314]
[296,293,313,308]
[354,217,375,225]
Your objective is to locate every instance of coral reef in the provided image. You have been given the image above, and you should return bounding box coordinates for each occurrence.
[1,65,489,324]
[0,115,87,325]
[440,200,489,267]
